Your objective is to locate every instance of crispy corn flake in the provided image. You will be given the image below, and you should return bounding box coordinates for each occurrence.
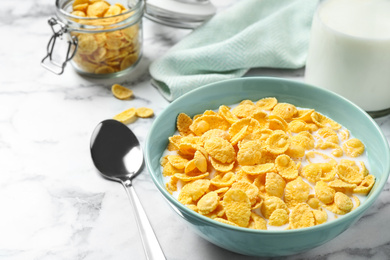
[197,191,219,215]
[178,143,199,156]
[113,107,136,124]
[336,164,364,185]
[284,177,311,208]
[210,157,234,173]
[237,140,263,166]
[307,195,321,209]
[334,192,353,212]
[228,118,260,137]
[167,155,188,170]
[328,179,357,193]
[275,154,298,180]
[256,97,278,110]
[231,102,261,118]
[248,213,268,230]
[136,107,154,118]
[194,150,208,173]
[218,105,239,124]
[313,209,328,225]
[353,175,375,195]
[176,113,193,136]
[289,203,315,229]
[190,115,229,136]
[201,129,229,143]
[314,181,335,204]
[261,196,289,219]
[302,163,335,183]
[294,109,314,122]
[210,171,236,187]
[178,179,210,205]
[174,172,209,182]
[266,130,290,154]
[265,172,286,198]
[111,84,133,100]
[204,137,235,164]
[214,218,239,227]
[229,125,248,146]
[223,189,252,227]
[343,138,365,157]
[167,135,181,151]
[231,181,259,204]
[288,120,307,133]
[268,208,289,226]
[271,103,298,120]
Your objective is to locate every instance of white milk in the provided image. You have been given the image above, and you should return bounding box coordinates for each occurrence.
[305,0,390,113]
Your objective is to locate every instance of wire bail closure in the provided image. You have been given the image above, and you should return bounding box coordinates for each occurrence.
[41,17,78,75]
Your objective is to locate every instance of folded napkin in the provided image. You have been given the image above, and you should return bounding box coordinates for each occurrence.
[149,0,319,101]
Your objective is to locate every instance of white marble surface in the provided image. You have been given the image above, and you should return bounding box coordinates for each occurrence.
[1,1,390,260]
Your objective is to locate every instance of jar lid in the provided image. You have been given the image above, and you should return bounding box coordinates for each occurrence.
[145,0,216,29]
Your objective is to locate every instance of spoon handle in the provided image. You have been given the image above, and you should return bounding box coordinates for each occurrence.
[122,180,166,260]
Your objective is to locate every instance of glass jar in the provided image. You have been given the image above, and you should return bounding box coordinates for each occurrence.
[42,0,144,78]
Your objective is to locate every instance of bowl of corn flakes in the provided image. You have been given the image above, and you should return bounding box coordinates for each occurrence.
[145,77,390,257]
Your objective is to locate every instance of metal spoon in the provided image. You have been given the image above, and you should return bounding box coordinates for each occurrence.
[90,119,166,260]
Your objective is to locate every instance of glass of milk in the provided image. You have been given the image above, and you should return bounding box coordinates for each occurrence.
[305,0,390,118]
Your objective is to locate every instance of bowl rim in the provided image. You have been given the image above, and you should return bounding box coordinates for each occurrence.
[145,76,390,234]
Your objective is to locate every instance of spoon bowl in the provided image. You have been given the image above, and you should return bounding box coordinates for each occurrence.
[90,119,166,260]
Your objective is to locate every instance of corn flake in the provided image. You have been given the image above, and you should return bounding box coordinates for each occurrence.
[268,208,289,226]
[289,203,315,229]
[197,191,219,215]
[223,189,252,227]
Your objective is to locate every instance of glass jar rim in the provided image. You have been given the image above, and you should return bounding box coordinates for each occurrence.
[55,0,144,32]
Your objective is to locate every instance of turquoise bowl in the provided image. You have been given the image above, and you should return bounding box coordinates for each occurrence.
[145,77,390,257]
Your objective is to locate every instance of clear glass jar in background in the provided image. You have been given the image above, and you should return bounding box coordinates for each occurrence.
[42,0,144,78]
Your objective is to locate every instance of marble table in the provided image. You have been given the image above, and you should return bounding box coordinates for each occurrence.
[1,1,390,259]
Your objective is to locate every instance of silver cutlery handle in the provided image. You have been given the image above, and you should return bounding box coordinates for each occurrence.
[122,180,166,260]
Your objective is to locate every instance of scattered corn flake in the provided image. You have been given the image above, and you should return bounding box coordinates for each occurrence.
[223,189,252,227]
[313,208,328,225]
[210,171,236,188]
[337,164,364,185]
[111,84,133,100]
[284,177,311,208]
[314,181,335,204]
[268,208,289,226]
[272,103,298,121]
[135,107,154,118]
[176,113,193,136]
[178,179,210,205]
[343,138,365,157]
[197,191,219,215]
[275,154,298,180]
[218,105,239,124]
[265,172,286,198]
[201,129,229,143]
[248,212,268,230]
[266,130,290,154]
[256,97,278,110]
[210,157,234,173]
[214,217,239,227]
[174,172,209,182]
[113,107,136,124]
[261,196,289,219]
[353,175,375,195]
[231,181,259,205]
[334,192,354,213]
[194,150,208,173]
[328,179,357,193]
[237,140,263,166]
[289,203,315,229]
[190,115,229,136]
[204,137,235,164]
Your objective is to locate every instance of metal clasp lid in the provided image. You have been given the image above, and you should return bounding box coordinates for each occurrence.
[41,17,78,75]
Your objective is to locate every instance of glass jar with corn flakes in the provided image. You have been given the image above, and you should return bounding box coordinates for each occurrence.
[42,0,144,78]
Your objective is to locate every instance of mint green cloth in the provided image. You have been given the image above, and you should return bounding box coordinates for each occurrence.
[149,0,319,101]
